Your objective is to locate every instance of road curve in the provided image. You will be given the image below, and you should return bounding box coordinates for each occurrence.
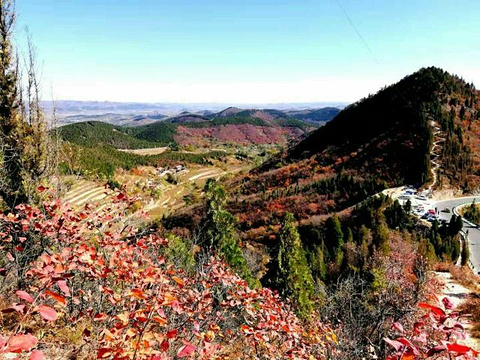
[434,196,480,272]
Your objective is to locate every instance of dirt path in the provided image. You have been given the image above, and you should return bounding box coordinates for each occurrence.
[434,271,479,349]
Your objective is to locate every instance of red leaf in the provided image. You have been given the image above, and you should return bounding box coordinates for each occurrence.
[161,340,169,352]
[97,348,112,358]
[16,290,34,304]
[166,329,178,339]
[11,303,26,312]
[57,280,70,297]
[29,350,46,360]
[7,333,38,352]
[384,337,404,351]
[37,304,58,321]
[392,322,404,333]
[129,288,147,300]
[153,316,167,325]
[94,313,108,321]
[413,321,424,334]
[418,302,446,318]
[45,290,66,306]
[396,337,420,355]
[37,186,46,192]
[177,341,196,358]
[172,276,184,286]
[442,297,455,310]
[446,343,474,354]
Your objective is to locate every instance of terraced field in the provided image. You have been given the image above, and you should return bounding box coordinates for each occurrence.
[62,161,247,220]
[63,180,113,211]
[145,166,230,217]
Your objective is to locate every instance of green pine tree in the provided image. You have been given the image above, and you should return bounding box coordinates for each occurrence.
[276,212,315,317]
[199,179,259,288]
[0,1,52,209]
[325,215,344,264]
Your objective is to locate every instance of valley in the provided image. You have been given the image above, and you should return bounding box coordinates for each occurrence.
[1,1,479,358]
[61,150,253,221]
[51,67,480,359]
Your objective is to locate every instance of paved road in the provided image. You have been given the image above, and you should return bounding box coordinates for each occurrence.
[434,196,480,273]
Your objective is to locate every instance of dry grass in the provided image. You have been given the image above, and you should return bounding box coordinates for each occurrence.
[446,265,480,343]
[433,261,452,273]
[118,147,168,155]
[458,295,480,340]
[449,265,480,292]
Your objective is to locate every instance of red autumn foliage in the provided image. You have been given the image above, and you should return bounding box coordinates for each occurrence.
[385,297,479,359]
[0,197,334,359]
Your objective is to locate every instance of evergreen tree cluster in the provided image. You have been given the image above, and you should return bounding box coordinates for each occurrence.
[463,200,480,224]
[198,179,259,288]
[439,108,473,190]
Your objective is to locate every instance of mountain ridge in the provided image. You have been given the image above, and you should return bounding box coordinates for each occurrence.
[58,105,341,148]
[222,67,480,234]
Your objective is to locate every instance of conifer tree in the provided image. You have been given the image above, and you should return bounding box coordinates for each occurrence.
[199,179,258,287]
[0,0,52,209]
[461,238,470,267]
[275,212,315,317]
[325,215,344,264]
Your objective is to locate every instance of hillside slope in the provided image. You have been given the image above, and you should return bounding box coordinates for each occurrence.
[60,107,328,148]
[286,107,341,123]
[58,121,161,149]
[228,67,479,230]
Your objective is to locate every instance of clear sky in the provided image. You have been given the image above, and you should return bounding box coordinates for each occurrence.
[14,0,480,104]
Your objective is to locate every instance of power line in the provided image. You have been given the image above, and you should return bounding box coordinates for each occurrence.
[334,0,380,65]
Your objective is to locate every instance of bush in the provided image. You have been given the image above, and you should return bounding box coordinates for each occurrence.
[0,196,334,359]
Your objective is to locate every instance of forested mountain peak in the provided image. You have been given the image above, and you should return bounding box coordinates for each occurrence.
[217,67,480,238]
[253,67,479,190]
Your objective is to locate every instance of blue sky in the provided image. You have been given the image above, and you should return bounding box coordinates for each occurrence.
[15,0,480,103]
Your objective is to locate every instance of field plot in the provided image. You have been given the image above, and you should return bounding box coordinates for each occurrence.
[118,147,168,155]
[62,158,249,222]
[141,165,233,217]
[63,180,111,208]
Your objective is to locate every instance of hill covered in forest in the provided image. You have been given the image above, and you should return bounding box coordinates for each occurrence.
[57,121,164,149]
[232,67,480,226]
[58,106,329,149]
[167,66,480,254]
[162,67,480,357]
[285,107,341,124]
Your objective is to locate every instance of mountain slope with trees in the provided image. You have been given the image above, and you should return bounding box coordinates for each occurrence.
[58,121,164,149]
[166,67,478,300]
[58,106,336,149]
[1,0,479,358]
[235,67,479,222]
[285,107,341,124]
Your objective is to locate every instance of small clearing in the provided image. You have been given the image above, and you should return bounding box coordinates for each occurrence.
[119,147,168,155]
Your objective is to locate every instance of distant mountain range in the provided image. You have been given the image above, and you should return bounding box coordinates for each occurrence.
[43,100,345,127]
[58,106,341,147]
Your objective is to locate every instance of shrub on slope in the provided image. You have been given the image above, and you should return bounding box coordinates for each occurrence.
[0,194,333,359]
